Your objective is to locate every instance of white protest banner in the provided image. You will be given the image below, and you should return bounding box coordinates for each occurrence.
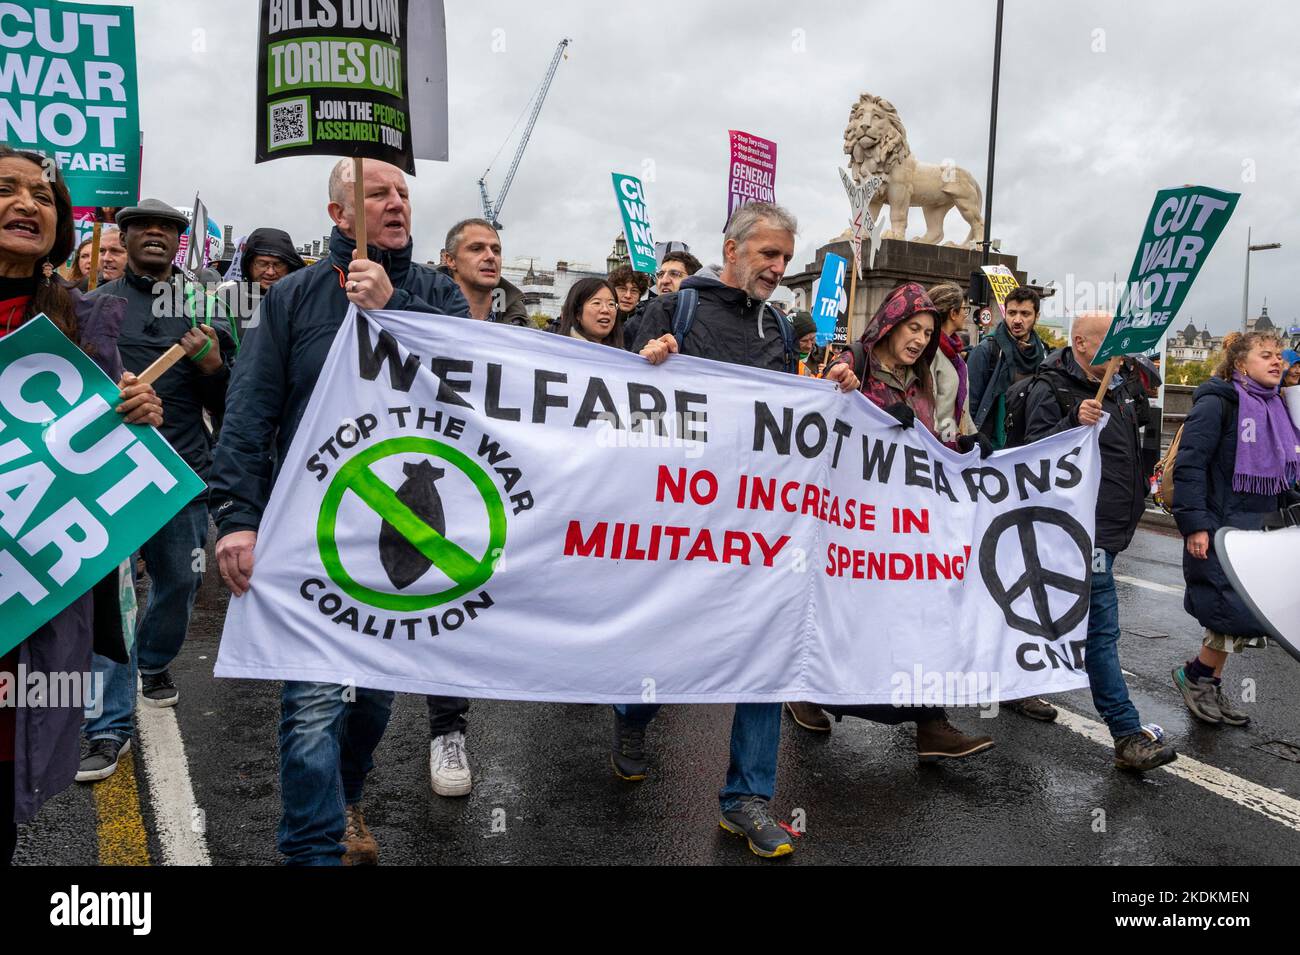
[838,168,882,276]
[216,309,1101,705]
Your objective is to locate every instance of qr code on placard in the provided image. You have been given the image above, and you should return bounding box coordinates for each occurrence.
[269,98,310,148]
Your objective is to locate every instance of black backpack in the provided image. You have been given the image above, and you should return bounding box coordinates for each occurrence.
[671,288,799,374]
[1001,370,1076,448]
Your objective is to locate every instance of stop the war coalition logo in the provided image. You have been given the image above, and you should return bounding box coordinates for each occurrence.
[298,316,533,640]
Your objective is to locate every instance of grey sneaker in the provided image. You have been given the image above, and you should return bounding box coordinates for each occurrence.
[139,669,178,708]
[76,736,130,783]
[1213,685,1250,726]
[1172,665,1221,724]
[719,796,794,858]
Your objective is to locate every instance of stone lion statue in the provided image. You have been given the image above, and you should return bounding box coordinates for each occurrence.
[844,94,984,248]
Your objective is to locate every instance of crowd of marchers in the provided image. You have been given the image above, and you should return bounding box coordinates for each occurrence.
[3,147,1298,863]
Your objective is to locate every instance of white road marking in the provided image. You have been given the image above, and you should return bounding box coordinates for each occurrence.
[1053,704,1300,833]
[135,704,212,865]
[1114,573,1183,595]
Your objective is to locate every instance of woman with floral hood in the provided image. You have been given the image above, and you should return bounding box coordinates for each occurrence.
[785,284,995,759]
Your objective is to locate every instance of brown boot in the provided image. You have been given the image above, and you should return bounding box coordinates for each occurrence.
[341,803,378,865]
[1004,697,1058,722]
[915,719,994,763]
[785,701,832,732]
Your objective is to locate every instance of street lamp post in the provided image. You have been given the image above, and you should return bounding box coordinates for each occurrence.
[980,0,1004,267]
[1241,225,1282,331]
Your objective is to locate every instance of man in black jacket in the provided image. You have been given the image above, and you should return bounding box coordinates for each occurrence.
[208,158,468,865]
[967,286,1047,441]
[631,202,858,859]
[76,199,238,782]
[1023,311,1177,772]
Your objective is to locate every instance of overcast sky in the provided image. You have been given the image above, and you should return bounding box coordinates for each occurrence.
[86,0,1299,336]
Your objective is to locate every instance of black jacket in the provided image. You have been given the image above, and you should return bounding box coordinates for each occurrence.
[622,296,655,351]
[1023,347,1146,554]
[208,227,469,537]
[631,268,790,373]
[1172,377,1294,637]
[88,268,236,479]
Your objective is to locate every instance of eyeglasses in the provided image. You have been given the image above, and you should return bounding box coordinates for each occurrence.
[656,269,687,281]
[252,258,289,274]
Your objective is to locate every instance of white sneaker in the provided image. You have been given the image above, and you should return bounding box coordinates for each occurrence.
[429,730,472,797]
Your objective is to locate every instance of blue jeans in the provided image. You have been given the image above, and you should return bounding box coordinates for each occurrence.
[614,702,782,811]
[84,638,136,744]
[136,497,209,675]
[1086,550,1142,740]
[278,681,394,866]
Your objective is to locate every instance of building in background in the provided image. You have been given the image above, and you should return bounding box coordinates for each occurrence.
[500,257,607,321]
[1167,319,1220,362]
[606,234,629,272]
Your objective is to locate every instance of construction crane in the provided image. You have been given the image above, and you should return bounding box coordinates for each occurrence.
[478,38,571,230]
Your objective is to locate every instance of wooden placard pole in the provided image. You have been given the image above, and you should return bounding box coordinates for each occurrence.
[85,221,102,291]
[136,343,187,386]
[351,156,367,260]
[1094,355,1120,402]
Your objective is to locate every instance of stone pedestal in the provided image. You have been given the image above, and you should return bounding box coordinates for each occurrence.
[784,239,1029,344]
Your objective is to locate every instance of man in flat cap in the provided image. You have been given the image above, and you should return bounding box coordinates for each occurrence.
[76,199,238,784]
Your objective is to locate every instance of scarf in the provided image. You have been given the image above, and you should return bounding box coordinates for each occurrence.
[1231,372,1300,495]
[992,320,1046,376]
[938,331,968,416]
[0,274,35,338]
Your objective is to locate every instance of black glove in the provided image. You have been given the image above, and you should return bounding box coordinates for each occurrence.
[957,432,994,459]
[883,402,915,429]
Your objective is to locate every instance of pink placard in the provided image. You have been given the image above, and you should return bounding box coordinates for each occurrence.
[726,129,777,227]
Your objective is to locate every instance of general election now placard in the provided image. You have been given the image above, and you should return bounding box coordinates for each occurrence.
[0,0,141,206]
[255,0,449,171]
[0,318,205,651]
[217,308,1101,705]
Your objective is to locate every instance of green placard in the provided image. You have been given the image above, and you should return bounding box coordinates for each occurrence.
[2,0,141,207]
[0,317,204,651]
[612,173,657,274]
[1095,185,1239,361]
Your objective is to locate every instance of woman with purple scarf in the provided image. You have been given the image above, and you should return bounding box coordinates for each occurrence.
[926,282,975,447]
[1171,331,1300,727]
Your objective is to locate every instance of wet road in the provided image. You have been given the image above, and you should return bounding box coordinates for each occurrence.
[13,525,1300,865]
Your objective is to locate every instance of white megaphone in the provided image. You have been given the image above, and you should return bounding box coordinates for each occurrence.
[1216,523,1300,664]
